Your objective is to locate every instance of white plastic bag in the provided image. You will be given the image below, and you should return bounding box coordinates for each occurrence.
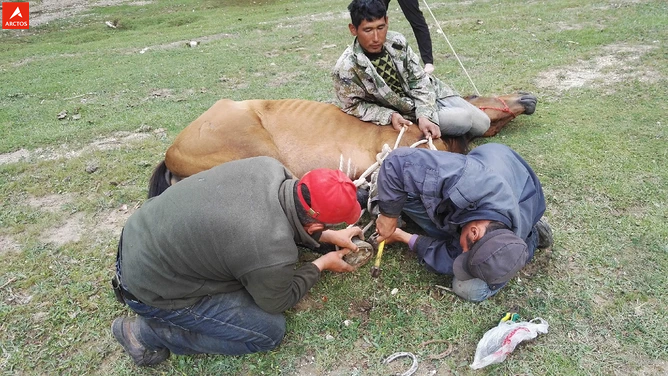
[470,317,549,370]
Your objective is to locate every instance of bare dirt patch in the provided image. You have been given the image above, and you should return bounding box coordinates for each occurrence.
[20,190,135,247]
[292,292,325,312]
[27,193,76,212]
[29,0,153,27]
[93,204,137,238]
[0,236,22,255]
[535,43,661,95]
[40,212,86,245]
[35,205,134,247]
[0,129,165,166]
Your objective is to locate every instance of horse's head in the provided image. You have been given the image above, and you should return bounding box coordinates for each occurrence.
[465,93,538,138]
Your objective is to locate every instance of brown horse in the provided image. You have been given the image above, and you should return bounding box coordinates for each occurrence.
[148,93,537,197]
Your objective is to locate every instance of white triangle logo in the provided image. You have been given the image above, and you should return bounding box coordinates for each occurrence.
[10,7,23,20]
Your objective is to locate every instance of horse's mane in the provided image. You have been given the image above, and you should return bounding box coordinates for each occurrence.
[443,135,470,154]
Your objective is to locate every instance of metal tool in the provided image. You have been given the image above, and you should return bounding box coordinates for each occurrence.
[370,240,385,278]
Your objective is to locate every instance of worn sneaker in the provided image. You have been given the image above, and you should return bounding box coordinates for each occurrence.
[112,317,170,367]
[424,63,435,74]
[535,218,554,249]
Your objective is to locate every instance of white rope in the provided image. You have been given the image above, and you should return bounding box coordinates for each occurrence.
[393,125,407,149]
[352,125,437,188]
[421,0,481,96]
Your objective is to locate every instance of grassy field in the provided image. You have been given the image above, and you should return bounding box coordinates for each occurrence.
[1,0,666,374]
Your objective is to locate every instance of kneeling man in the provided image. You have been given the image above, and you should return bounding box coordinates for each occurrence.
[375,144,553,302]
[112,156,363,366]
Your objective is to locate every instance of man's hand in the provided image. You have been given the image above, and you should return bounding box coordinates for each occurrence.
[417,117,441,139]
[382,227,414,245]
[320,226,364,251]
[312,249,355,273]
[375,214,398,242]
[390,112,413,131]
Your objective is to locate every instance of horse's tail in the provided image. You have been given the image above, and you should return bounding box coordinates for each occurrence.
[148,160,171,198]
[444,135,470,154]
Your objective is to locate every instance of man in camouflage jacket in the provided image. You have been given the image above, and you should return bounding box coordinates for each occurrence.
[333,0,490,138]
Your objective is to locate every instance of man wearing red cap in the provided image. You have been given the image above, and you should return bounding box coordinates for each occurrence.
[111,156,363,366]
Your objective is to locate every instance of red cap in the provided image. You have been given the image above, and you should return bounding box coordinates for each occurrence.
[296,169,361,225]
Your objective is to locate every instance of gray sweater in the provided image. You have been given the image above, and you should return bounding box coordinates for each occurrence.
[120,157,321,313]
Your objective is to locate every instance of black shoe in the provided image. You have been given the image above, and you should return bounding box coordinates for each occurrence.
[535,218,554,249]
[112,317,170,367]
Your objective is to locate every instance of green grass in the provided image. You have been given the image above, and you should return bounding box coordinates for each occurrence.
[1,0,667,374]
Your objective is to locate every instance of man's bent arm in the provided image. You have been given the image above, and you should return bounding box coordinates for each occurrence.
[332,70,395,125]
[411,235,460,275]
[402,45,439,122]
[239,263,320,314]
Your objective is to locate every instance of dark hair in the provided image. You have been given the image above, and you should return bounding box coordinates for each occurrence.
[348,0,387,28]
[485,221,510,233]
[294,183,319,225]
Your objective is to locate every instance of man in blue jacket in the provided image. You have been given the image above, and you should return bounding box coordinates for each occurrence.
[374,144,553,302]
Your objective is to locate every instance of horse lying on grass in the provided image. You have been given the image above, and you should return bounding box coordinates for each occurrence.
[148,93,537,198]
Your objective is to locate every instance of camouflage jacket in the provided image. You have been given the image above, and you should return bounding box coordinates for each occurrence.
[332,31,457,125]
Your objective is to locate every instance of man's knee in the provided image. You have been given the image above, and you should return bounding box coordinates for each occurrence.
[246,322,286,353]
[468,109,491,137]
[451,277,501,302]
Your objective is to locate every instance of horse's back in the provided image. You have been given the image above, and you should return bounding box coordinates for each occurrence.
[165,99,282,177]
[165,98,454,179]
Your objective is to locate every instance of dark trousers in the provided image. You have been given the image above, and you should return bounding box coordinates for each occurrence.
[115,233,286,355]
[125,290,286,355]
[385,0,434,64]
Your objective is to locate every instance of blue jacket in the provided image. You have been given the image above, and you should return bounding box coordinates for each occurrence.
[377,144,546,274]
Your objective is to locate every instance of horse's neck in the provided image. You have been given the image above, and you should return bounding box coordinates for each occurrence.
[385,126,423,148]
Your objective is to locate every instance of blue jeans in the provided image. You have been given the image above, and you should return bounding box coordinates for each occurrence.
[125,289,286,355]
[401,194,538,302]
[451,278,504,302]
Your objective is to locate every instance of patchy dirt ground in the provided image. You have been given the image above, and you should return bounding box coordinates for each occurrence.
[0,130,163,165]
[0,129,161,255]
[25,0,663,94]
[3,3,666,375]
[535,43,661,95]
[2,0,663,273]
[29,0,153,27]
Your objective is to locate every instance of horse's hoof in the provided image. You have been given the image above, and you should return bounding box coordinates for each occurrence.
[345,238,375,268]
[519,94,538,115]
